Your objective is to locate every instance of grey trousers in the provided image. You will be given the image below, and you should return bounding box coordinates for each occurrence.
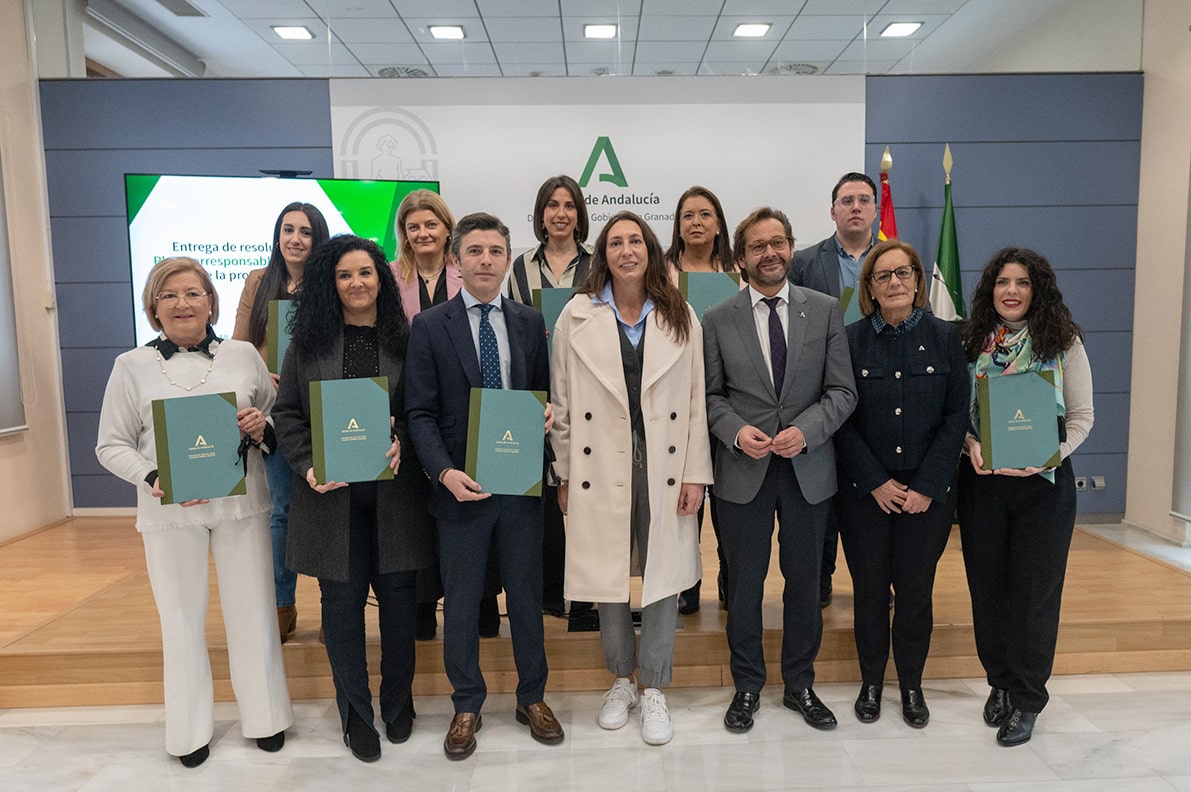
[598,596,679,689]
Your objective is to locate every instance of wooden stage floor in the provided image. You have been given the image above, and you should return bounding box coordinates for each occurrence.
[1,516,1189,708]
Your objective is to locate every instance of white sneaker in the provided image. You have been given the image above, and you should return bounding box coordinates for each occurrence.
[598,677,639,730]
[640,688,673,745]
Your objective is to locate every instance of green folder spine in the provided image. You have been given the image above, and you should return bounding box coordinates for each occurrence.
[465,388,547,497]
[840,286,864,325]
[310,377,394,484]
[978,370,1062,471]
[151,391,246,504]
[266,300,296,374]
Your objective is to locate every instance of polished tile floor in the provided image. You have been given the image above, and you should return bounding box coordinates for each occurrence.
[1,671,1190,791]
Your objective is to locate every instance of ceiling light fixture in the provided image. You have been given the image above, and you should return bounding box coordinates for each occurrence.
[585,24,617,39]
[272,25,313,40]
[734,23,771,38]
[880,22,922,37]
[430,25,465,40]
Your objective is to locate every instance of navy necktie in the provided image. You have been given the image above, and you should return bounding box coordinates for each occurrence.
[478,303,502,389]
[762,296,786,394]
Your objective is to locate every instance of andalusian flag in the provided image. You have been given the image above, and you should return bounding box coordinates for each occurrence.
[929,144,964,320]
[878,146,898,241]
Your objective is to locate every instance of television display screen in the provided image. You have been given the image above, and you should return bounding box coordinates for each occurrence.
[124,174,436,345]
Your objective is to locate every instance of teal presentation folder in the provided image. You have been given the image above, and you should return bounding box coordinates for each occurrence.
[679,271,741,321]
[978,370,1062,470]
[465,388,546,497]
[532,287,576,358]
[266,299,296,374]
[151,392,246,504]
[840,286,864,325]
[310,377,394,484]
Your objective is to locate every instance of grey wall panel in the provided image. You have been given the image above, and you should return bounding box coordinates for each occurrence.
[1080,331,1133,394]
[1055,269,1134,334]
[51,217,133,284]
[1075,392,1128,456]
[1068,452,1126,513]
[56,283,137,349]
[44,148,333,217]
[866,74,1143,143]
[39,79,332,151]
[73,473,136,508]
[66,412,106,477]
[62,348,124,413]
[865,142,1140,210]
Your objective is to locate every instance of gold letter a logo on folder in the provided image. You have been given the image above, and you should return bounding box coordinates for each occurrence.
[194,435,209,448]
[1012,409,1026,421]
[501,430,514,442]
[347,418,361,430]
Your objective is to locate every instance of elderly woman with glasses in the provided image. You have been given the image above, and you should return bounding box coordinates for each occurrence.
[96,257,292,768]
[832,240,968,729]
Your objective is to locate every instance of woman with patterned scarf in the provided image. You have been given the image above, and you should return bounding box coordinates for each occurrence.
[958,247,1094,747]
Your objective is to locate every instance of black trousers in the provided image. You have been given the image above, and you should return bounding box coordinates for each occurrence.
[542,482,566,603]
[438,495,547,713]
[836,473,955,689]
[718,456,828,693]
[957,458,1077,714]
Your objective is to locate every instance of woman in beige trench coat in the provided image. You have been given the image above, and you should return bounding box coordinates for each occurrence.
[551,210,713,745]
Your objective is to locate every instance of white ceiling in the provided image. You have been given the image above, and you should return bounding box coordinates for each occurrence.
[82,0,1140,79]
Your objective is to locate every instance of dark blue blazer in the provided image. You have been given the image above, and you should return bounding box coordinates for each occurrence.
[404,291,549,521]
[789,233,877,299]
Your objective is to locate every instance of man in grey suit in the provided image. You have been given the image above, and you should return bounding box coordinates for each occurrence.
[789,172,879,607]
[704,206,857,733]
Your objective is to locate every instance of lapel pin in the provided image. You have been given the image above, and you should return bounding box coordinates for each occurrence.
[799,311,806,318]
[918,345,925,351]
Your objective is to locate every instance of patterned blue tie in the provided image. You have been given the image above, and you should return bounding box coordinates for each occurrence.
[762,296,786,394]
[478,303,502,389]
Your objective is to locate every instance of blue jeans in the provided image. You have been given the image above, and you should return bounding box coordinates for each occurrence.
[264,450,297,607]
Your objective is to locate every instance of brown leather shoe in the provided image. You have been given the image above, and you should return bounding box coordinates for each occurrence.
[277,606,296,644]
[515,701,564,745]
[443,712,481,760]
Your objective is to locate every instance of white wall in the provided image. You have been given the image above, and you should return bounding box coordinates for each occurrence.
[1124,0,1191,544]
[0,1,73,540]
[973,0,1143,73]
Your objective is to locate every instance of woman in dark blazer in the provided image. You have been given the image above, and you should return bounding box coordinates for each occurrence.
[274,235,433,763]
[833,239,968,728]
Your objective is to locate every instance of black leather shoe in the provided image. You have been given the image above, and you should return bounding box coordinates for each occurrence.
[819,575,833,608]
[854,683,882,723]
[678,580,701,615]
[345,707,381,762]
[724,691,761,732]
[256,730,285,752]
[386,696,415,743]
[784,687,837,730]
[996,709,1037,746]
[983,687,1012,726]
[567,606,600,633]
[900,688,929,728]
[542,599,566,617]
[478,597,500,638]
[178,743,209,768]
[415,602,438,641]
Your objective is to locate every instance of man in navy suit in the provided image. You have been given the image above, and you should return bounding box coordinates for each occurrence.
[405,212,563,760]
[789,172,879,607]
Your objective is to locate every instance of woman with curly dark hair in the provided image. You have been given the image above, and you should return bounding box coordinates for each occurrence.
[273,235,434,762]
[233,202,329,643]
[957,247,1094,747]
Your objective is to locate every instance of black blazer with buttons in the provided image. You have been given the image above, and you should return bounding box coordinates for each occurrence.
[834,312,969,500]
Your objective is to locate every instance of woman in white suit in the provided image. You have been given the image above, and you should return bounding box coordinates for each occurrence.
[550,210,713,745]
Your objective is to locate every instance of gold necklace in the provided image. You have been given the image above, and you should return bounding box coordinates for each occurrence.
[155,348,216,391]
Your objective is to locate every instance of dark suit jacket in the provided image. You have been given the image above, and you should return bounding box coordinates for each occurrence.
[834,313,969,500]
[789,234,876,298]
[404,292,550,522]
[703,286,857,506]
[273,329,434,581]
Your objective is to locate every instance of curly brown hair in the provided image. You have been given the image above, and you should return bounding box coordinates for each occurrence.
[580,211,692,345]
[961,247,1082,363]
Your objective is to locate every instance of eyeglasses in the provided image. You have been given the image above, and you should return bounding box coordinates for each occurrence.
[156,290,209,305]
[868,266,916,286]
[745,236,791,256]
[834,194,875,208]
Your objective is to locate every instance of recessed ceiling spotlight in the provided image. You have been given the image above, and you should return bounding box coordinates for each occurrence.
[880,22,922,37]
[430,25,465,40]
[272,26,313,41]
[734,23,771,38]
[585,24,617,39]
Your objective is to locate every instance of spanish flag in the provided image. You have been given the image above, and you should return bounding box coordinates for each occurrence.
[877,146,898,241]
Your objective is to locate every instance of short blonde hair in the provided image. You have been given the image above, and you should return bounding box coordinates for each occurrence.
[142,257,218,331]
[857,239,927,317]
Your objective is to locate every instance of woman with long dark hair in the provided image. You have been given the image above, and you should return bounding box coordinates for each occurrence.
[663,185,735,614]
[958,247,1093,747]
[273,235,433,762]
[233,202,329,642]
[551,211,712,745]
